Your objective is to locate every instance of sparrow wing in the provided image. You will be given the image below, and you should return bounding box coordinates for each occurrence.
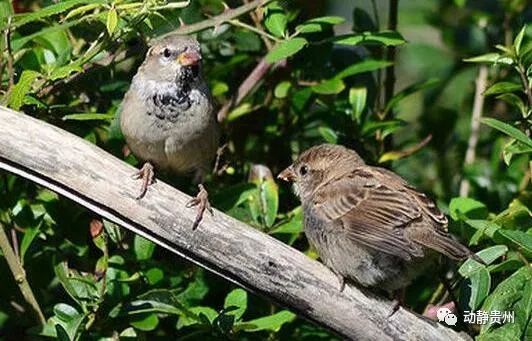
[313,167,426,260]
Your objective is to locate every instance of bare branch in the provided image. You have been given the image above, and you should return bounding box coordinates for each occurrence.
[459,65,488,197]
[0,105,470,341]
[160,0,274,38]
[0,222,46,325]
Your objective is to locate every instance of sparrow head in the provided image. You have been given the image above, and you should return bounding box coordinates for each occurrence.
[141,35,203,84]
[278,144,365,199]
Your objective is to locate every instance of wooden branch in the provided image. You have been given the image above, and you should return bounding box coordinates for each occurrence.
[0,105,470,341]
[159,0,273,38]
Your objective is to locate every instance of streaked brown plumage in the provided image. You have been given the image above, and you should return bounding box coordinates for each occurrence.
[278,144,477,292]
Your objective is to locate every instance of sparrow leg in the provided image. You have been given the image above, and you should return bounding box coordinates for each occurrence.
[132,162,155,200]
[186,184,214,230]
[330,269,346,291]
[387,288,405,318]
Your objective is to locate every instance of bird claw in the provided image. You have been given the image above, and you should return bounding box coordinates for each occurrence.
[330,269,346,292]
[387,289,405,318]
[133,162,155,199]
[186,184,213,230]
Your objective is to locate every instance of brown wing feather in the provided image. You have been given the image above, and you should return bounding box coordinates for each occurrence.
[313,168,425,260]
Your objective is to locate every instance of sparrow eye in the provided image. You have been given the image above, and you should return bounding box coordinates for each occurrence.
[299,165,309,176]
[162,48,172,58]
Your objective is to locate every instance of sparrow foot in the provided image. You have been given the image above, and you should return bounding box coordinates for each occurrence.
[132,162,155,200]
[186,184,214,230]
[387,288,405,318]
[330,269,346,292]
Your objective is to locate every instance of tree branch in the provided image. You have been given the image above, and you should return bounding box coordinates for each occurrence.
[159,0,274,38]
[0,105,469,341]
[459,65,488,197]
[217,57,283,122]
[0,222,46,325]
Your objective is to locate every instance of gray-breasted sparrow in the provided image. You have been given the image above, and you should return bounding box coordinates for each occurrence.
[278,144,479,293]
[121,35,219,228]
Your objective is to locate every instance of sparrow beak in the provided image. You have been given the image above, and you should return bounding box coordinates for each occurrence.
[177,50,201,66]
[277,166,296,182]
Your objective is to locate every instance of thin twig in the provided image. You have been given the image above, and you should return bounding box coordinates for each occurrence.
[217,56,284,122]
[228,19,280,43]
[0,222,46,325]
[245,0,272,50]
[459,65,488,197]
[383,0,398,110]
[10,227,19,260]
[517,64,532,109]
[5,16,14,89]
[159,0,274,39]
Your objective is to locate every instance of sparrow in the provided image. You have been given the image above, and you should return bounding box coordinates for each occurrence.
[120,35,219,228]
[278,144,479,293]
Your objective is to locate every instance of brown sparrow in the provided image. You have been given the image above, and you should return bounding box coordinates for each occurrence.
[278,144,478,293]
[120,35,219,228]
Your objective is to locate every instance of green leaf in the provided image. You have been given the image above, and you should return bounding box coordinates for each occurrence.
[349,87,367,121]
[480,266,532,334]
[449,197,488,220]
[496,93,527,116]
[106,8,118,35]
[484,82,522,96]
[62,113,114,121]
[482,118,532,148]
[464,53,514,65]
[6,70,41,110]
[134,235,156,261]
[224,289,247,321]
[311,78,345,95]
[465,219,502,240]
[502,140,532,165]
[296,16,345,33]
[513,26,526,55]
[64,3,100,20]
[53,303,79,322]
[384,78,439,114]
[459,245,508,277]
[55,324,70,341]
[250,176,279,228]
[361,119,405,137]
[176,306,217,329]
[233,30,262,52]
[13,0,105,28]
[306,16,345,25]
[461,267,491,310]
[129,313,159,331]
[318,127,338,144]
[335,30,406,46]
[49,63,83,81]
[274,81,291,98]
[496,230,532,255]
[265,38,307,63]
[211,81,229,96]
[336,60,392,79]
[20,221,41,265]
[269,207,303,238]
[144,268,164,286]
[264,2,287,37]
[235,310,295,332]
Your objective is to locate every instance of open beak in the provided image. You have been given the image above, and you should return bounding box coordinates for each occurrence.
[177,50,201,66]
[277,166,296,182]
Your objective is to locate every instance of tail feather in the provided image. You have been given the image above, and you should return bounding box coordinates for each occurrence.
[413,230,485,265]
